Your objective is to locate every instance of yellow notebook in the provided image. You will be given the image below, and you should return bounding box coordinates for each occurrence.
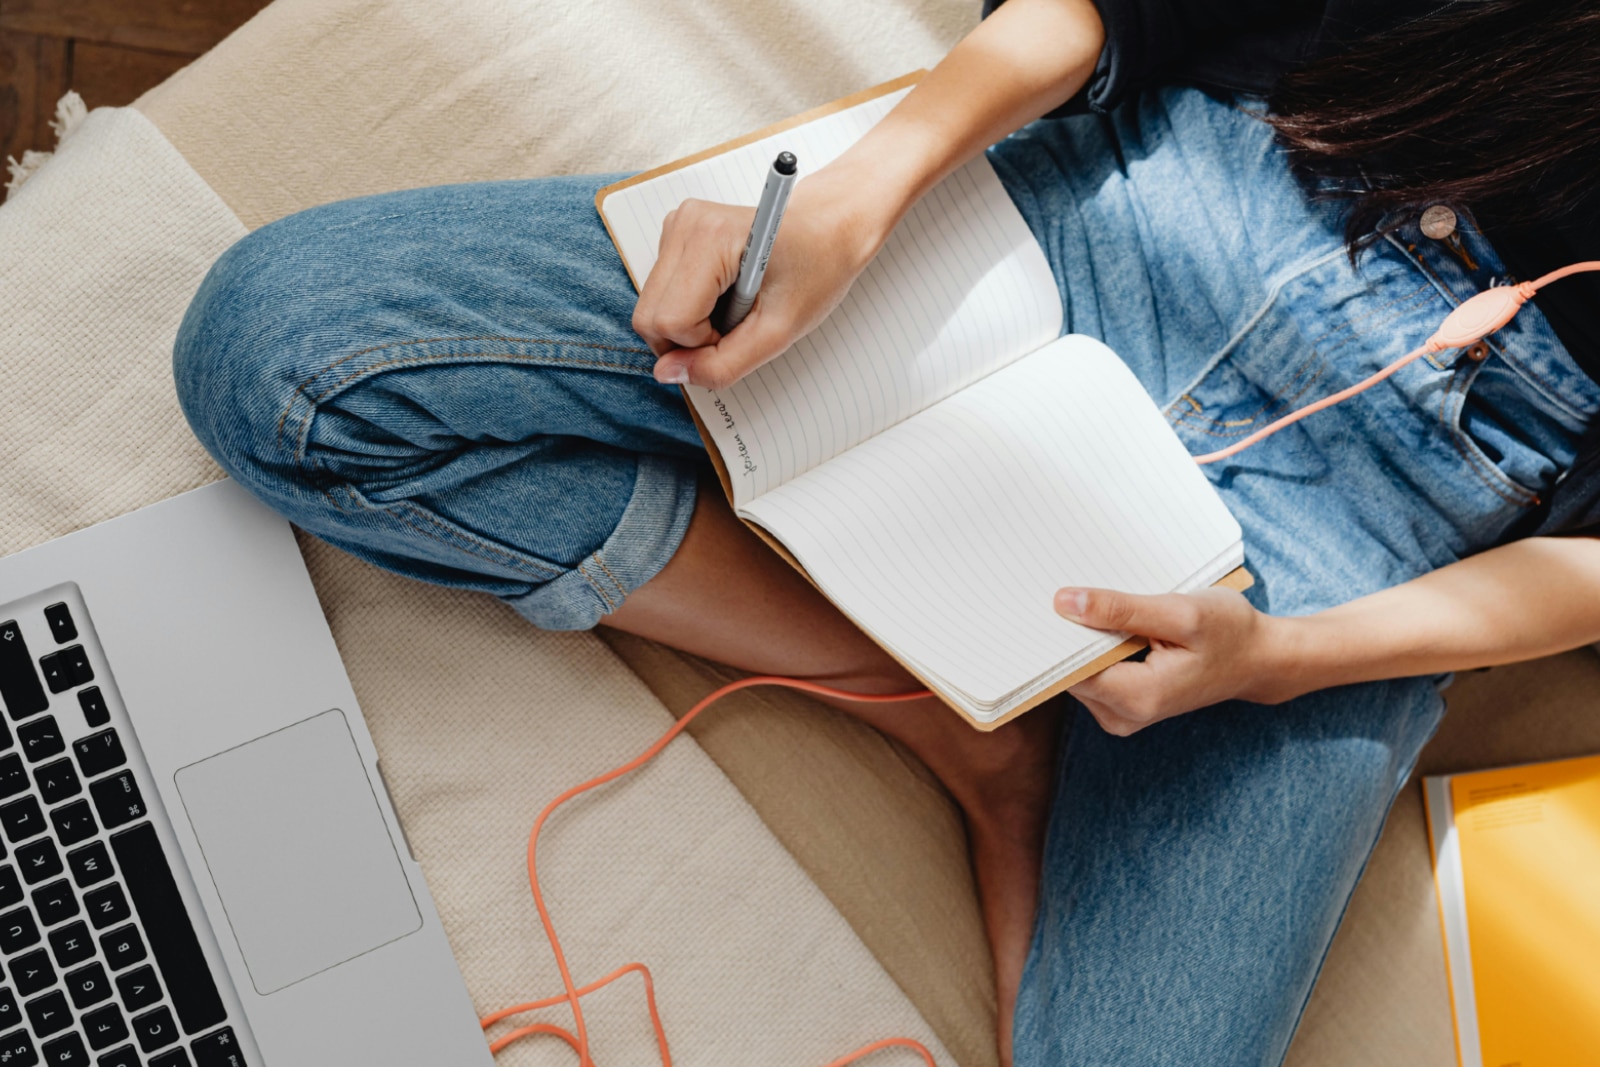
[1423,753,1600,1066]
[596,75,1249,729]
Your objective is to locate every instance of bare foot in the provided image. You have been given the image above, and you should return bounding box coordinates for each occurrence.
[946,707,1061,1067]
[833,694,1062,1067]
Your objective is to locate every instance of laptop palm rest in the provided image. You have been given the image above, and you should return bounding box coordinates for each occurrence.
[176,709,423,995]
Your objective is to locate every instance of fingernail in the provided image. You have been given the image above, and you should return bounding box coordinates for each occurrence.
[654,360,690,386]
[1055,588,1088,618]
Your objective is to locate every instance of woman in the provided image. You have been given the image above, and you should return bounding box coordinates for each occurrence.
[173,0,1600,1063]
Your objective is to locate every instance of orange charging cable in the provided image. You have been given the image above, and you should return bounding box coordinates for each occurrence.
[1192,261,1600,465]
[481,676,936,1067]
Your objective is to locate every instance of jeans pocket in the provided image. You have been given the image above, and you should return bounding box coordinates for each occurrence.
[1440,355,1558,506]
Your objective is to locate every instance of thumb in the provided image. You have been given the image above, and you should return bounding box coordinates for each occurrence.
[652,306,792,391]
[1054,587,1201,642]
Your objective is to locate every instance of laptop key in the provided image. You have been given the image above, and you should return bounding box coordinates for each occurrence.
[50,920,96,969]
[115,966,161,1013]
[0,987,18,1029]
[65,962,112,1009]
[68,843,114,889]
[18,717,65,763]
[150,1051,191,1067]
[0,1027,37,1067]
[41,1032,89,1067]
[84,885,130,930]
[18,839,63,885]
[74,733,127,781]
[191,1028,245,1067]
[82,1004,129,1051]
[11,948,56,996]
[0,754,30,799]
[77,689,110,730]
[33,878,79,927]
[0,904,40,952]
[99,926,146,972]
[90,775,146,831]
[132,1006,179,1053]
[110,825,226,1035]
[24,988,73,1036]
[38,648,92,695]
[43,605,77,645]
[50,801,98,848]
[0,796,45,843]
[0,621,49,721]
[36,759,82,806]
[0,863,21,907]
[96,1046,140,1067]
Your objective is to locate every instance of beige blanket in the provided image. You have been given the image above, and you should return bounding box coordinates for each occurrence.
[131,1,1004,1063]
[0,10,974,1065]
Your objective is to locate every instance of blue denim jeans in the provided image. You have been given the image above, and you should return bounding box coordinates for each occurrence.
[174,88,1597,1065]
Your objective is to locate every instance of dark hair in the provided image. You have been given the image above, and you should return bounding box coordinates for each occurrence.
[1268,0,1600,250]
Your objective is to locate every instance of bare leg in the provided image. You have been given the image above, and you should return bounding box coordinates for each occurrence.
[606,484,1059,1066]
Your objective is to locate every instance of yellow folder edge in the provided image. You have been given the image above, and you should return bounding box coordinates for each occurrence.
[1424,753,1600,1067]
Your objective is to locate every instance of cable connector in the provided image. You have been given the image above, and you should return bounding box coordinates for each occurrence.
[1426,282,1536,353]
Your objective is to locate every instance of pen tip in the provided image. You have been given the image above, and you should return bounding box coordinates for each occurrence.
[774,151,798,176]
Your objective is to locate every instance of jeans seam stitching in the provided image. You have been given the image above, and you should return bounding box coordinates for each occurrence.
[1172,352,1331,436]
[1161,246,1347,419]
[324,485,566,579]
[591,553,628,596]
[286,350,657,467]
[577,561,617,612]
[275,336,653,454]
[1166,282,1434,437]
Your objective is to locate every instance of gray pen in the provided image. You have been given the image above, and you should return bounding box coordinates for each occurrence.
[712,151,798,335]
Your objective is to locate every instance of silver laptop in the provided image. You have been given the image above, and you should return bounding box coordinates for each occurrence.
[0,480,495,1067]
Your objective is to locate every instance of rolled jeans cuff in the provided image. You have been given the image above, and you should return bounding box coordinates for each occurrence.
[506,453,699,630]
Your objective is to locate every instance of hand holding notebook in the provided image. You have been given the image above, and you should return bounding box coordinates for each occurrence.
[598,74,1249,729]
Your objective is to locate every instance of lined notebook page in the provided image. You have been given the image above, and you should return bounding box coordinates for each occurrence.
[600,88,1062,508]
[740,336,1244,718]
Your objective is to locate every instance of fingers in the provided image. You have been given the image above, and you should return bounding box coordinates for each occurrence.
[633,200,749,358]
[1070,661,1166,736]
[651,305,793,390]
[1054,586,1203,643]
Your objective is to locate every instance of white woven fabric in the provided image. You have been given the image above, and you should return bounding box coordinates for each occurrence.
[0,105,953,1066]
[0,107,241,554]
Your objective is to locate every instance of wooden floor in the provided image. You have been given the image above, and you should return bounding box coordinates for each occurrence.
[1,0,272,166]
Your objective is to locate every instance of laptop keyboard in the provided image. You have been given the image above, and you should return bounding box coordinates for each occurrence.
[0,603,247,1067]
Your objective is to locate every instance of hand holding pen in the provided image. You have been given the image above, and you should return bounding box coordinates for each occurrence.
[633,151,893,392]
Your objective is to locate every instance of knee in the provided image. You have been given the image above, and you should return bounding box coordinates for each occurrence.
[173,217,370,506]
[176,229,285,464]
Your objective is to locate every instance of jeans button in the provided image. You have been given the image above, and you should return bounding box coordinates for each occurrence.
[1420,204,1458,240]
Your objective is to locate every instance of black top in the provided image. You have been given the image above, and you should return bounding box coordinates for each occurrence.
[984,0,1600,536]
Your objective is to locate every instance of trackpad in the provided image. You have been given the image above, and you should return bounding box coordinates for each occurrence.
[176,710,421,995]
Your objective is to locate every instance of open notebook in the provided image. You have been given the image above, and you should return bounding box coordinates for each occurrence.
[597,74,1246,728]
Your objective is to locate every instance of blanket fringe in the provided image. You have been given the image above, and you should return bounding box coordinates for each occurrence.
[5,91,88,201]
